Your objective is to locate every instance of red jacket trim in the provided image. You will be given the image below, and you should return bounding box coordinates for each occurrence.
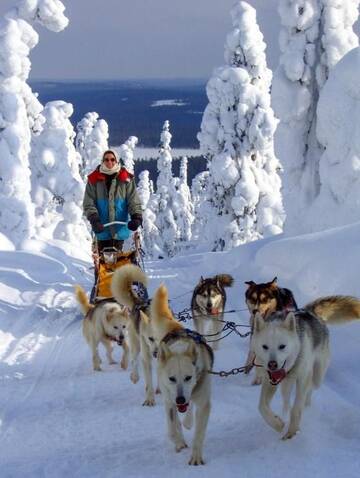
[88,167,133,185]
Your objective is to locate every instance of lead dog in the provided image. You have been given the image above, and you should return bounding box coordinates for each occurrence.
[191,274,234,350]
[75,286,129,371]
[111,264,158,406]
[151,283,213,465]
[252,295,360,439]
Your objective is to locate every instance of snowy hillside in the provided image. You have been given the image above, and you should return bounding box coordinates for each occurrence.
[1,223,360,477]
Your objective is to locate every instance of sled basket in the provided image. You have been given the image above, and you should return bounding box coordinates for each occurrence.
[95,249,136,301]
[91,244,148,304]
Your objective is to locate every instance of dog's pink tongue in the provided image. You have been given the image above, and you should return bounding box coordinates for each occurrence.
[177,403,188,413]
[270,368,286,384]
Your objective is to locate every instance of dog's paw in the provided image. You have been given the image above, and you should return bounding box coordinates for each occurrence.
[175,441,188,453]
[273,415,285,433]
[130,371,139,384]
[282,427,298,440]
[188,452,204,466]
[108,359,117,365]
[142,397,155,407]
[93,365,102,372]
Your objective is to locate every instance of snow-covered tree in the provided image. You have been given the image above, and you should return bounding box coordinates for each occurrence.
[30,101,89,247]
[198,1,284,251]
[155,121,179,256]
[137,170,162,258]
[76,112,109,178]
[118,136,138,174]
[191,170,211,243]
[173,157,194,244]
[305,47,360,231]
[0,0,68,247]
[272,0,359,234]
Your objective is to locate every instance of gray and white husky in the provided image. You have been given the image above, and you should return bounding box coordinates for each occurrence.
[191,274,234,350]
[252,296,360,439]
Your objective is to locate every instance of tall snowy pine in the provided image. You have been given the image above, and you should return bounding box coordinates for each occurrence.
[154,121,179,257]
[198,1,284,251]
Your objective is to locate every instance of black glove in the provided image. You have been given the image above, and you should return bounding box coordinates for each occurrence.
[88,213,104,233]
[127,214,142,231]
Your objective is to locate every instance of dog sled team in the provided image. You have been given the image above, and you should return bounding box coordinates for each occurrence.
[76,149,360,465]
[75,264,360,466]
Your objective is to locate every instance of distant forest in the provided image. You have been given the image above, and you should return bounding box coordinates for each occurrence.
[134,154,207,186]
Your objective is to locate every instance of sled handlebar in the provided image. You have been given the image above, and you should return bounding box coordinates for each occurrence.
[103,221,127,228]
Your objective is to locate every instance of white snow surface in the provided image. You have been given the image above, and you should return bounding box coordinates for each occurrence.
[1,223,360,477]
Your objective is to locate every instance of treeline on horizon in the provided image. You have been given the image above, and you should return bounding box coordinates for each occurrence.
[134,155,207,186]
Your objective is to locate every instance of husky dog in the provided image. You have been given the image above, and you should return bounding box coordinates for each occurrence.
[252,295,360,439]
[152,283,214,465]
[191,274,234,350]
[75,286,129,371]
[111,264,158,406]
[244,277,298,384]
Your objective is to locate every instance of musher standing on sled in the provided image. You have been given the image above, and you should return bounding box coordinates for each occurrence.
[83,149,143,252]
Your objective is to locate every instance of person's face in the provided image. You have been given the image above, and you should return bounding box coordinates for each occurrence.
[103,153,118,169]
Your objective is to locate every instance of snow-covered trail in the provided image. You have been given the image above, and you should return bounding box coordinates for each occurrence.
[1,240,360,477]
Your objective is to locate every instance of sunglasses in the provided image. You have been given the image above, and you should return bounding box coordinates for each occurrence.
[104,157,117,163]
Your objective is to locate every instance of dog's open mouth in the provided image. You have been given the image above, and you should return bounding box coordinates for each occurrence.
[176,403,189,413]
[267,362,287,385]
[207,308,219,315]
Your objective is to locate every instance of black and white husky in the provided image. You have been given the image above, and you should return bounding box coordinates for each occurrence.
[252,296,360,439]
[191,274,234,350]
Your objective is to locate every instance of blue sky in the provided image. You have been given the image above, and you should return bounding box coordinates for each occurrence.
[1,0,280,80]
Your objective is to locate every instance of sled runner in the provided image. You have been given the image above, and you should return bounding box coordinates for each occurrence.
[90,221,148,304]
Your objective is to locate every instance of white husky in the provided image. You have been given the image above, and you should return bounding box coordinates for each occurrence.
[152,283,214,465]
[252,296,360,439]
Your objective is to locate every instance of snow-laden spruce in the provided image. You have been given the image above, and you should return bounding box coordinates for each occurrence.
[173,157,195,246]
[191,171,211,243]
[305,48,360,231]
[197,1,284,250]
[118,136,138,174]
[272,0,359,234]
[0,0,68,247]
[30,101,90,247]
[154,121,179,257]
[137,170,162,258]
[76,112,109,178]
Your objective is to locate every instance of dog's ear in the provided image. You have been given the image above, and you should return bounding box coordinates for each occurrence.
[158,342,172,362]
[139,310,149,325]
[282,312,296,332]
[270,277,278,287]
[185,341,197,363]
[105,306,119,321]
[253,312,265,333]
[245,281,255,288]
[199,276,205,284]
